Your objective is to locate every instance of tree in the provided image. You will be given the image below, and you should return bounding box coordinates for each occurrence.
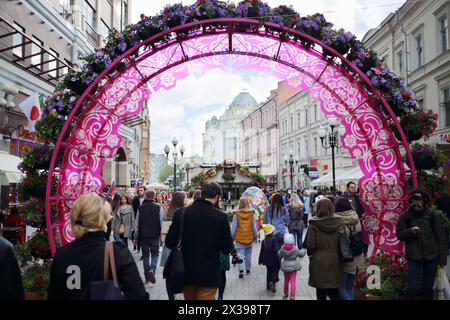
[158,164,173,183]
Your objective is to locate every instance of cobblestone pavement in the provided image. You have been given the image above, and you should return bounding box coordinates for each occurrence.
[129,240,317,300]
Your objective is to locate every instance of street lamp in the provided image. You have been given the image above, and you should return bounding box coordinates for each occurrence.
[164,138,184,192]
[284,151,298,195]
[318,116,345,197]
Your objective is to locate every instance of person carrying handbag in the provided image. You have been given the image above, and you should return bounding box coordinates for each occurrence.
[305,197,347,300]
[48,193,148,300]
[112,195,134,247]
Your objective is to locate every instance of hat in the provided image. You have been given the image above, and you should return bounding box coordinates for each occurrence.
[262,224,275,236]
[284,233,294,245]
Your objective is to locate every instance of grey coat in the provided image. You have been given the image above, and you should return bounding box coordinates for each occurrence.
[113,205,134,238]
[278,246,306,272]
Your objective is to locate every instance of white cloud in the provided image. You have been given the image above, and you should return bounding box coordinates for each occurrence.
[131,1,406,40]
[147,68,278,158]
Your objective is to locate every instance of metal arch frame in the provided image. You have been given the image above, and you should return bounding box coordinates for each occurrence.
[46,18,418,255]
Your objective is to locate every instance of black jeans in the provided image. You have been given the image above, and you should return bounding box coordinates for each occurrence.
[166,277,175,300]
[406,259,438,300]
[316,288,341,300]
[218,270,226,300]
[266,265,280,287]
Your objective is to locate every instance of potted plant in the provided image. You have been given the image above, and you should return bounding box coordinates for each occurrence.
[18,200,46,228]
[322,28,356,57]
[14,242,32,268]
[355,251,407,300]
[22,261,51,300]
[393,108,439,142]
[408,171,450,200]
[222,172,235,182]
[17,144,54,174]
[19,172,56,200]
[28,229,52,260]
[411,143,448,170]
[35,113,66,143]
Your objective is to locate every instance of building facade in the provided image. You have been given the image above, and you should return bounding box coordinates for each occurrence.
[149,153,168,184]
[277,89,355,191]
[363,0,450,158]
[203,90,259,163]
[240,81,297,190]
[0,0,138,191]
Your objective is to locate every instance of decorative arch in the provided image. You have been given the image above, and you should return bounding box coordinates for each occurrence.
[45,15,418,257]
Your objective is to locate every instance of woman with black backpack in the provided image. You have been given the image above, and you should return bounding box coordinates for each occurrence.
[334,198,365,300]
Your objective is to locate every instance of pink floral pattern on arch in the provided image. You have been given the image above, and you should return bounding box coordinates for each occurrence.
[57,32,408,255]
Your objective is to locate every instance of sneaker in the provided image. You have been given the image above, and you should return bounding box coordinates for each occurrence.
[290,296,295,300]
[239,271,244,278]
[268,282,276,294]
[283,292,289,299]
[246,270,251,275]
[145,274,151,283]
[148,270,156,284]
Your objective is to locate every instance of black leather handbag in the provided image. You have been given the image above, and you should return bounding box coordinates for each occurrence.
[163,208,186,294]
[337,225,354,263]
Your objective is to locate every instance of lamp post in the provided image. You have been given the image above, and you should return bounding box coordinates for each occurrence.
[185,162,191,190]
[164,138,184,192]
[318,116,345,197]
[284,152,298,195]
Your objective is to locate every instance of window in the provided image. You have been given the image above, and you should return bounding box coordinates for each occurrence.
[297,112,301,129]
[290,116,293,132]
[441,86,450,128]
[99,19,109,41]
[83,0,95,28]
[31,36,43,70]
[12,22,25,58]
[305,108,308,125]
[267,131,271,154]
[48,49,59,78]
[314,138,318,157]
[396,50,404,76]
[415,34,424,68]
[440,16,448,52]
[297,142,301,159]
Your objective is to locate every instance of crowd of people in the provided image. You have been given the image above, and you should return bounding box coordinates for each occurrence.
[0,181,448,300]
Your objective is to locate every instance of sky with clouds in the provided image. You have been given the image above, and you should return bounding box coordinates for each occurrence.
[131,1,407,158]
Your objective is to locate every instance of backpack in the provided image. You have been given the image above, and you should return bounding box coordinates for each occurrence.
[349,225,365,257]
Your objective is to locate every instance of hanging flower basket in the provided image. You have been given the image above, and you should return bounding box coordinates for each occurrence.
[410,143,447,170]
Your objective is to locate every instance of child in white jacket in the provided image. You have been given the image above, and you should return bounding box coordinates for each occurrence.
[278,233,306,300]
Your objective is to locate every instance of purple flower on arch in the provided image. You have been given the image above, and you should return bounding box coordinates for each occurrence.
[118,42,127,52]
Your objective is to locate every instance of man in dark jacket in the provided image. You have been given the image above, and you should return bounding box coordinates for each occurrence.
[396,190,448,300]
[165,182,234,300]
[341,182,365,218]
[0,236,24,299]
[132,186,146,251]
[135,190,163,284]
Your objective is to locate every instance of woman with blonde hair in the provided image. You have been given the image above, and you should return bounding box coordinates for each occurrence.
[48,193,148,300]
[231,197,258,279]
[286,193,305,248]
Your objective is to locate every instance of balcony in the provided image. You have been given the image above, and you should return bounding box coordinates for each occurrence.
[82,19,99,47]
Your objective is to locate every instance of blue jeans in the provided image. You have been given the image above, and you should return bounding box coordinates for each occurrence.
[406,259,438,300]
[141,238,160,276]
[236,245,253,271]
[338,272,355,300]
[288,228,303,249]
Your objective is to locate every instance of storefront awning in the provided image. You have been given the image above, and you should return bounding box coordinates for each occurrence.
[0,151,24,184]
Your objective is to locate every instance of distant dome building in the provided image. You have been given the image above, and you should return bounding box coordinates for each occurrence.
[203,90,258,163]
